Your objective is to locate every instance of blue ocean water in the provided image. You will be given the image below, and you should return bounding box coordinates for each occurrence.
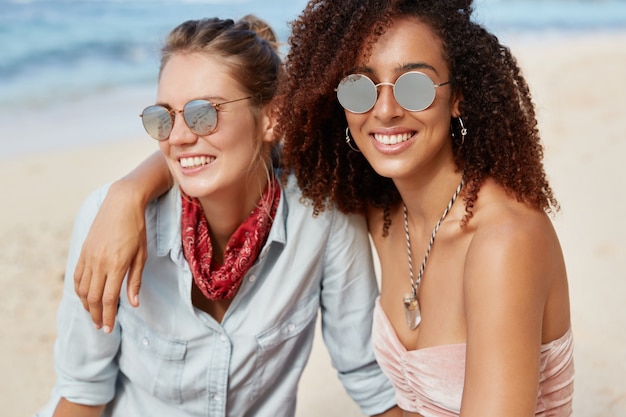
[1,0,625,159]
[0,0,309,109]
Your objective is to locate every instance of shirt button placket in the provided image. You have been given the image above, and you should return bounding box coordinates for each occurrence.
[208,331,231,416]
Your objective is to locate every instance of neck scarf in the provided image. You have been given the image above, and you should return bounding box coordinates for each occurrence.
[180,178,280,300]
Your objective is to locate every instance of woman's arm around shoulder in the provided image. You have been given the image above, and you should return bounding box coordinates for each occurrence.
[73,151,172,332]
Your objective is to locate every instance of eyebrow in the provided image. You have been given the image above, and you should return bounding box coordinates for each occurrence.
[154,101,172,108]
[154,95,227,109]
[351,62,440,77]
[398,62,439,75]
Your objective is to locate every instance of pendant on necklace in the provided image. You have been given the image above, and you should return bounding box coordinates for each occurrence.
[403,292,421,330]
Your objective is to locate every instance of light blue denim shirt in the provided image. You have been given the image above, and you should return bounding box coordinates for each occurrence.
[37,174,395,417]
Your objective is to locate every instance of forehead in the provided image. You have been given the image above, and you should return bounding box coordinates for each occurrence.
[356,17,448,76]
[158,53,241,101]
[159,53,234,85]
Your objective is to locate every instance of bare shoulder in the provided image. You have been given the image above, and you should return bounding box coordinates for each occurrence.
[469,179,560,253]
[464,178,566,294]
[463,178,570,344]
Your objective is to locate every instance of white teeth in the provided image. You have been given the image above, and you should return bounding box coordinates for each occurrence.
[373,132,413,145]
[180,156,214,168]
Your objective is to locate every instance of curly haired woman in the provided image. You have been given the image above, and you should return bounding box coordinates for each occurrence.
[69,1,574,415]
[281,0,574,415]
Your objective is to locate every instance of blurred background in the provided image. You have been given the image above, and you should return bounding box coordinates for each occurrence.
[2,0,625,160]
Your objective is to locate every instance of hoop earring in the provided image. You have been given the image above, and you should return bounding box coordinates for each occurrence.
[345,127,361,152]
[457,117,467,146]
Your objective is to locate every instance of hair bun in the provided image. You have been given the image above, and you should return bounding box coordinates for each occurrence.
[239,14,279,51]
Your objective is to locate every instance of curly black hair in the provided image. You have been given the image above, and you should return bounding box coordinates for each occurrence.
[278,0,558,229]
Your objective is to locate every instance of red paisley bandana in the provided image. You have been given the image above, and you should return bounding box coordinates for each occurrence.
[180,178,280,300]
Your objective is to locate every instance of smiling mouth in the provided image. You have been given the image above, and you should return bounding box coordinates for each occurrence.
[372,132,414,145]
[179,156,215,168]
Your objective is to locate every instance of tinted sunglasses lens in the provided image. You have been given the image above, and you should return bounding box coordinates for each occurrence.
[141,105,172,141]
[337,74,377,114]
[394,72,436,112]
[184,100,217,135]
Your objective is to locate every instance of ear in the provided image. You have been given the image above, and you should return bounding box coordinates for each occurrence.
[450,89,464,118]
[259,98,280,144]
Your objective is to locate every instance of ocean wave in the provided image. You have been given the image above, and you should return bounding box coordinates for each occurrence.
[0,40,155,79]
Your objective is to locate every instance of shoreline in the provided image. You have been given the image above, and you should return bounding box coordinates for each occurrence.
[3,31,626,416]
[0,85,155,162]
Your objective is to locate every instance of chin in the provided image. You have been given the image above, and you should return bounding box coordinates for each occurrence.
[178,183,211,199]
[367,162,408,181]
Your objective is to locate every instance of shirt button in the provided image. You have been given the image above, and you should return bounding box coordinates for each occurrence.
[249,275,256,282]
[287,323,296,332]
[220,334,227,342]
[142,337,150,347]
[212,394,221,402]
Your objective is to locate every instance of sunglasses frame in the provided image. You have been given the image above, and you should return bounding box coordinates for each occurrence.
[140,96,251,141]
[336,71,450,114]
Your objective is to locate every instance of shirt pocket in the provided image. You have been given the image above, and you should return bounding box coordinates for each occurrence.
[252,294,319,397]
[117,306,187,404]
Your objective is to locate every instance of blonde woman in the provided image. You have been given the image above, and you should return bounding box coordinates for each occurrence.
[38,15,397,417]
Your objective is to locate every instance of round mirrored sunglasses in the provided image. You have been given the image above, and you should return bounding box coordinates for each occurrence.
[140,97,251,141]
[336,71,450,114]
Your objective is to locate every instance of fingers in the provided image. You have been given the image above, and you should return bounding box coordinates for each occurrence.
[73,242,147,333]
[74,253,91,313]
[126,248,147,308]
[87,255,129,332]
[82,250,108,329]
[73,254,86,303]
[101,271,124,333]
[74,244,126,331]
[76,266,107,330]
[71,179,153,333]
[86,273,108,330]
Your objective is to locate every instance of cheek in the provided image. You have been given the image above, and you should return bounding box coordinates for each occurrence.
[422,116,452,142]
[158,142,179,171]
[423,100,454,129]
[158,141,170,156]
[345,112,365,133]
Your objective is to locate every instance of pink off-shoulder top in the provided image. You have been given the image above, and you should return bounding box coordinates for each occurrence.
[372,299,574,416]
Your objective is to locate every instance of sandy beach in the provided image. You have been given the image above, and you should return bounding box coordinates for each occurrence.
[2,31,626,416]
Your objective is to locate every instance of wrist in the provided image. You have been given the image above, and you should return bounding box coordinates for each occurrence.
[109,176,151,209]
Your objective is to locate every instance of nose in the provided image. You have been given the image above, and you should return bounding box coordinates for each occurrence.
[372,83,403,120]
[167,110,197,146]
